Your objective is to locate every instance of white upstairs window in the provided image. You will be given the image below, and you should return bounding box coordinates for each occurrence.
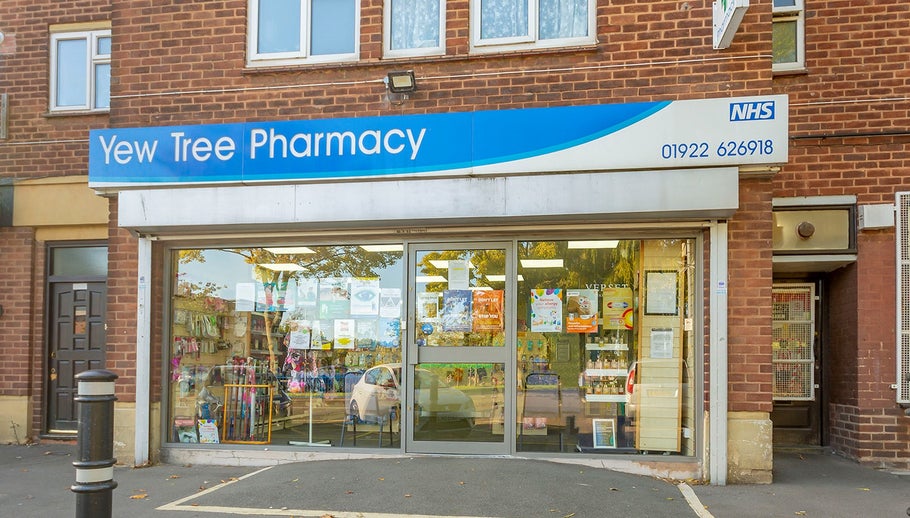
[49,30,111,112]
[471,0,596,53]
[248,0,359,66]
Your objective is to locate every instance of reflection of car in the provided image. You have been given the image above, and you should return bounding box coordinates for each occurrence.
[349,363,475,429]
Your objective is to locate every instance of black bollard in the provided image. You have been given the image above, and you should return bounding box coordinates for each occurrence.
[71,369,119,518]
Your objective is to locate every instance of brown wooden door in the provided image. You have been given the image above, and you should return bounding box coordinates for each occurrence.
[47,282,107,433]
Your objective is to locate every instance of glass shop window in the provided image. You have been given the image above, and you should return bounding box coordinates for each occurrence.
[167,244,404,448]
[515,238,698,456]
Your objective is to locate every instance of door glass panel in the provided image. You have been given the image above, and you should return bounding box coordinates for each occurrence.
[52,246,108,277]
[412,362,504,443]
[415,248,506,347]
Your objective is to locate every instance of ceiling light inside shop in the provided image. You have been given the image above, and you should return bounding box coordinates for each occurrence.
[264,247,315,254]
[428,260,475,269]
[470,286,493,291]
[416,275,447,283]
[520,259,564,268]
[259,263,305,272]
[567,240,619,249]
[485,274,524,282]
[361,244,404,252]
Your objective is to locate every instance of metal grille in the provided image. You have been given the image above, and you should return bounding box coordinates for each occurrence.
[772,284,815,400]
[897,193,910,403]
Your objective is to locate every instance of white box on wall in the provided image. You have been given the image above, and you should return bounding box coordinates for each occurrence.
[858,204,895,230]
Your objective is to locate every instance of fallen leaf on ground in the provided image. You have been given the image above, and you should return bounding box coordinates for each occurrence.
[857,487,870,491]
[404,494,412,498]
[794,512,806,516]
[129,493,148,500]
[168,474,180,479]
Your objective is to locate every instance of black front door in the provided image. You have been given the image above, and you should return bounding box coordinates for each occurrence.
[47,282,107,433]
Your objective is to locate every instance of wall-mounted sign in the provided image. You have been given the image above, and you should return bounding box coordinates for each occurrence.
[89,95,787,189]
[713,0,750,49]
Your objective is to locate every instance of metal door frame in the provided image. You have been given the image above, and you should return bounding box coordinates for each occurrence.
[403,241,516,455]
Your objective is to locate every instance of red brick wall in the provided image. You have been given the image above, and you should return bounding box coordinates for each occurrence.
[105,198,139,402]
[0,227,38,398]
[0,1,111,181]
[772,1,910,467]
[727,178,775,413]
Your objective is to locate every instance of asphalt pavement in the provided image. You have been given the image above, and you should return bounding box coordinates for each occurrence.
[0,442,907,518]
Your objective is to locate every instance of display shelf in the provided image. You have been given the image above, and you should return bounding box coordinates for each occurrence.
[584,394,627,403]
[585,343,628,351]
[585,368,627,377]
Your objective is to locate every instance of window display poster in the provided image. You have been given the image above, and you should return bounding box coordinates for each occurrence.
[448,260,470,290]
[318,277,351,319]
[313,320,333,350]
[356,319,378,348]
[592,418,616,448]
[603,287,634,330]
[235,282,255,312]
[442,289,472,332]
[297,278,318,308]
[334,319,356,349]
[197,419,220,444]
[288,322,312,350]
[650,328,674,359]
[646,271,678,315]
[530,288,563,332]
[257,280,289,312]
[350,277,380,316]
[417,292,439,321]
[379,288,402,318]
[472,289,504,332]
[378,318,401,348]
[565,289,598,333]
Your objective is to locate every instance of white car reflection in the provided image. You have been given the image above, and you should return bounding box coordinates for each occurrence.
[349,363,475,429]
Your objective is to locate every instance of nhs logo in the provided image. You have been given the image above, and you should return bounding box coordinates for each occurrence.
[729,101,776,121]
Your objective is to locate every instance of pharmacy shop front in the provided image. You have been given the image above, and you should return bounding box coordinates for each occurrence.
[89,96,787,477]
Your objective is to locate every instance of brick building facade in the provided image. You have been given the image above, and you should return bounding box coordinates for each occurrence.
[1,0,908,484]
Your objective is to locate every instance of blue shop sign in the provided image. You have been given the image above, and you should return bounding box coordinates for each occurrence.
[89,96,788,188]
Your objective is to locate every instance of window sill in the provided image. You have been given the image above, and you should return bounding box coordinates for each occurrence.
[44,109,110,118]
[772,67,809,77]
[241,44,600,76]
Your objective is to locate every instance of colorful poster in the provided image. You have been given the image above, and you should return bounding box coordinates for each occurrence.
[472,290,504,332]
[603,287,634,330]
[297,278,319,307]
[350,278,380,316]
[530,288,563,332]
[318,277,350,319]
[565,289,599,333]
[256,280,289,312]
[312,320,333,350]
[378,318,401,348]
[197,419,220,444]
[334,319,356,349]
[379,288,403,318]
[441,289,472,332]
[417,292,439,321]
[356,319,378,349]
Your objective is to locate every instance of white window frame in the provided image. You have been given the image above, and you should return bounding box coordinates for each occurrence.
[772,0,805,73]
[247,0,360,67]
[49,30,111,113]
[470,0,596,54]
[383,0,446,58]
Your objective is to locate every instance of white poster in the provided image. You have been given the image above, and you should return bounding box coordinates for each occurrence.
[235,283,255,312]
[448,260,470,290]
[530,289,563,332]
[379,288,402,318]
[351,278,381,316]
[334,319,356,349]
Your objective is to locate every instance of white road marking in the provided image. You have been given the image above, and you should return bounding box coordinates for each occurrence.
[155,464,499,517]
[678,482,715,518]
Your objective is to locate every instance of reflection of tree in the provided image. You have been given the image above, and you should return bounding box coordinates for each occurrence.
[177,247,400,371]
